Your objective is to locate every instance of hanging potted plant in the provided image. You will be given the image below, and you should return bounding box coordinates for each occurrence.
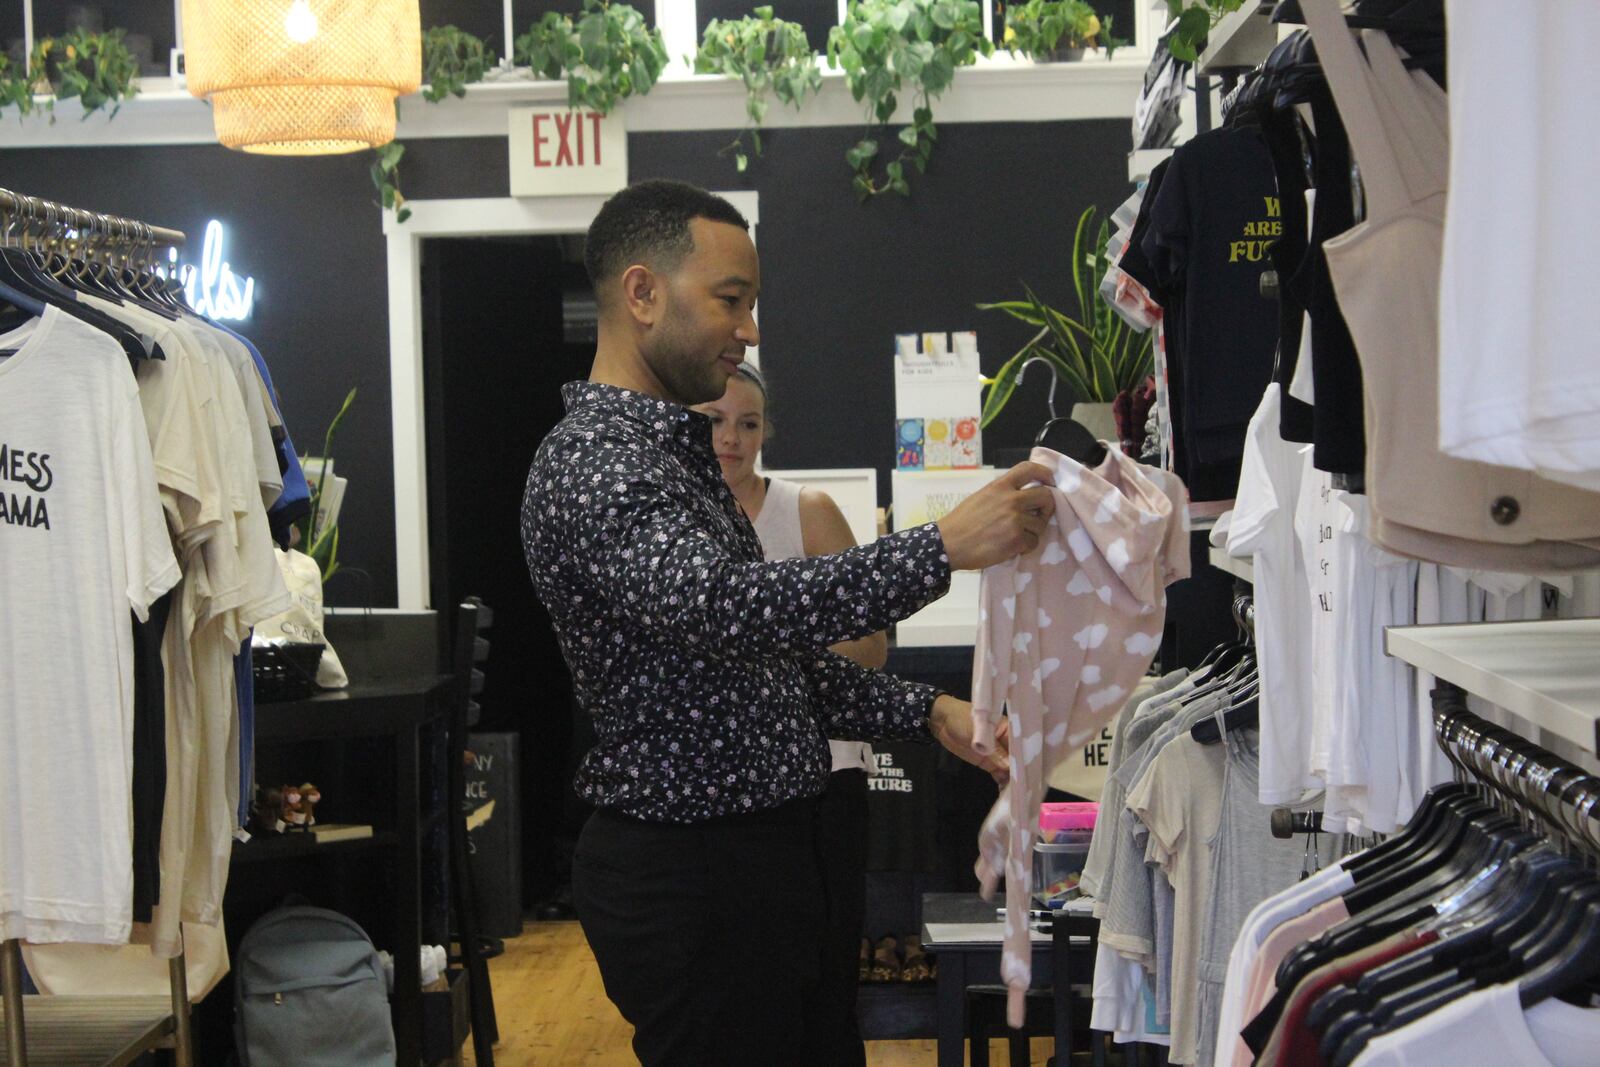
[691,6,823,173]
[1001,0,1126,62]
[514,0,669,115]
[978,205,1154,447]
[826,0,993,200]
[6,28,141,118]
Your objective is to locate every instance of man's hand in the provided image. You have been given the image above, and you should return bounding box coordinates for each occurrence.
[929,694,1009,785]
[936,462,1056,571]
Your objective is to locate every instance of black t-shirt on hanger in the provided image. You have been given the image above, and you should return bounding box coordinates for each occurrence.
[1123,158,1244,502]
[1261,102,1318,444]
[1141,126,1281,494]
[1293,91,1368,477]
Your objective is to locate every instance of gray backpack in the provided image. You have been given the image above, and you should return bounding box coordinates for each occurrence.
[234,905,397,1067]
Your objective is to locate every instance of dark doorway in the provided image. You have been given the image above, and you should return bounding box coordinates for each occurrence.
[420,234,595,915]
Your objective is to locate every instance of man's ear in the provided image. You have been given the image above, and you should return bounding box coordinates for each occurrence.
[621,264,660,326]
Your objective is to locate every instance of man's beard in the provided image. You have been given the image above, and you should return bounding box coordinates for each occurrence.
[646,308,727,405]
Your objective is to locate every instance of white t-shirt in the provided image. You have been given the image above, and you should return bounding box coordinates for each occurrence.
[0,306,181,944]
[1325,495,1417,836]
[1352,981,1600,1067]
[1437,0,1600,491]
[1226,386,1318,805]
[1293,453,1339,788]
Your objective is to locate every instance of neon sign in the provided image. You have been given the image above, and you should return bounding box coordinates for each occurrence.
[164,219,256,322]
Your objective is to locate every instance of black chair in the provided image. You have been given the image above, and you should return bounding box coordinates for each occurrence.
[966,984,1053,1066]
[449,598,499,1067]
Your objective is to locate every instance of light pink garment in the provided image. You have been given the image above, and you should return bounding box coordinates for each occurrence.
[971,446,1191,1025]
[1229,897,1350,1067]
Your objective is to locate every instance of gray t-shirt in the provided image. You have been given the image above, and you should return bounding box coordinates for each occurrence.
[1099,686,1228,962]
[1193,731,1328,1067]
[1082,669,1189,900]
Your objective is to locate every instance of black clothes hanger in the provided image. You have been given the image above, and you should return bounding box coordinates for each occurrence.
[1325,877,1600,1067]
[0,199,160,367]
[1191,694,1258,744]
[0,278,44,338]
[1240,806,1511,1049]
[1309,838,1556,1038]
[1036,417,1108,467]
[0,246,151,367]
[1015,355,1110,468]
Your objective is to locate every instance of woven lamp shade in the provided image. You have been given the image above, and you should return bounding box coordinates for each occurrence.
[183,1,422,155]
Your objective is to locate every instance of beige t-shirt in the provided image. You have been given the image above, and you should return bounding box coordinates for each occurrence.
[1127,733,1228,1065]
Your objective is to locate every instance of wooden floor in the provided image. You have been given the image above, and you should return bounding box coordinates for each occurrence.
[464,920,1055,1067]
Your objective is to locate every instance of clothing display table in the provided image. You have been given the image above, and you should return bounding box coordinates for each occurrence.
[920,892,1098,1067]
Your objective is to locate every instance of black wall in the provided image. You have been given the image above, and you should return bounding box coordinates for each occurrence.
[0,114,1128,604]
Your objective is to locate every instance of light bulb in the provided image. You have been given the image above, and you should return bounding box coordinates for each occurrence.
[284,0,319,44]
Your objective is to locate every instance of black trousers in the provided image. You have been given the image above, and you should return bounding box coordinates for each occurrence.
[814,770,869,1067]
[574,777,868,1067]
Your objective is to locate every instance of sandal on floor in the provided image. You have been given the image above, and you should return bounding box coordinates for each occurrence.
[869,936,902,982]
[859,937,872,983]
[900,935,932,982]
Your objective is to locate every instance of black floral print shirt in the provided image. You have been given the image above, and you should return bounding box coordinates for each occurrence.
[521,382,952,823]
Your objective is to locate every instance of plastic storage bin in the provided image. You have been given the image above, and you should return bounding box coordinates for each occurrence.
[1032,830,1093,905]
[1039,802,1099,841]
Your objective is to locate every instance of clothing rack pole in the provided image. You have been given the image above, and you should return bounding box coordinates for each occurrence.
[168,954,193,1067]
[2,939,27,1067]
[0,187,186,250]
[1432,686,1600,856]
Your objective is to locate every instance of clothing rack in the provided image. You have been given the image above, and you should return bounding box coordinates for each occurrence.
[0,189,192,1067]
[0,188,185,252]
[1432,687,1600,860]
[1232,592,1256,640]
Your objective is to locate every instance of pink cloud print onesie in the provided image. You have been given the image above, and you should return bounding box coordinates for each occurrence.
[970,446,1190,1026]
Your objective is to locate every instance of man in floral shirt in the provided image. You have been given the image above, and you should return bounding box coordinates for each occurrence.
[523,180,1054,1065]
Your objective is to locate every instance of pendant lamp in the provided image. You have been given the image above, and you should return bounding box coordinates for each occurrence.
[182,0,422,155]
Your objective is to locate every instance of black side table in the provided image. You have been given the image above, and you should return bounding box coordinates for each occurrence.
[234,677,451,1066]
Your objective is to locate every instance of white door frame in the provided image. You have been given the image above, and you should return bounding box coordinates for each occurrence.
[382,192,762,609]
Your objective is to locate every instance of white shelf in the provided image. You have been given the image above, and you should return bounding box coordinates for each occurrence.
[0,56,1148,149]
[1207,545,1254,584]
[1197,0,1279,74]
[1129,147,1174,182]
[1385,619,1600,757]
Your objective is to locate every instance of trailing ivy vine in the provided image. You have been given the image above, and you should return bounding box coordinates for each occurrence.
[370,141,410,224]
[692,7,823,173]
[827,0,992,200]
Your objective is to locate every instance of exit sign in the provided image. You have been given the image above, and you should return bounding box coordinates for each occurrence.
[508,106,628,198]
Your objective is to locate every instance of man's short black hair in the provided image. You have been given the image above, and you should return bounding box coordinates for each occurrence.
[584,180,749,299]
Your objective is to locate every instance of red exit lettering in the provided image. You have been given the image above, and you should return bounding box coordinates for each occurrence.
[531,112,606,168]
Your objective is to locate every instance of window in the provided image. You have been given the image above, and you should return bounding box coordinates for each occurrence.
[420,0,506,55]
[991,0,1139,50]
[512,0,660,34]
[32,0,177,76]
[696,0,838,54]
